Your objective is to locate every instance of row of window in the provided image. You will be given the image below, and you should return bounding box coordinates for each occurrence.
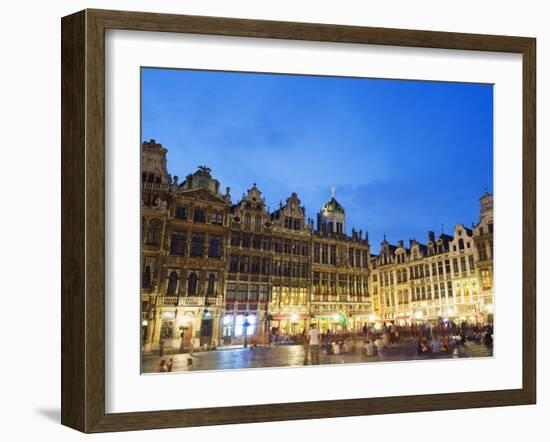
[168,232,223,258]
[271,286,308,305]
[228,255,310,278]
[378,236,480,266]
[312,272,369,296]
[283,216,302,230]
[320,221,344,234]
[225,284,271,302]
[313,243,369,268]
[478,239,494,261]
[379,279,480,307]
[172,206,224,225]
[142,256,221,295]
[230,233,309,256]
[376,255,476,287]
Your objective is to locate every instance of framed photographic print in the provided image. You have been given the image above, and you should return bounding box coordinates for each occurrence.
[61,9,536,433]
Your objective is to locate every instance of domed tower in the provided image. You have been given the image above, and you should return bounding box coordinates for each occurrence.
[317,188,346,234]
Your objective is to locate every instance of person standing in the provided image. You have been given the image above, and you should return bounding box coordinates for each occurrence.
[179,330,186,354]
[159,336,165,357]
[301,329,309,365]
[308,323,321,365]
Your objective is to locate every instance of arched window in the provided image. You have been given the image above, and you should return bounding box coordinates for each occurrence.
[207,273,216,295]
[187,272,198,296]
[142,266,152,289]
[147,219,161,245]
[255,215,262,232]
[166,271,179,295]
[458,238,465,250]
[244,213,251,229]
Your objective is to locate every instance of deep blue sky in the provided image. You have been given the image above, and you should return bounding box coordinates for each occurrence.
[141,68,493,253]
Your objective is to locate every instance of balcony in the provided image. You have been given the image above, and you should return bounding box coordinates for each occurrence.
[159,296,178,306]
[180,296,223,307]
[142,182,169,191]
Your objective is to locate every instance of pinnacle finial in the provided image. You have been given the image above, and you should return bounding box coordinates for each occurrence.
[331,186,336,198]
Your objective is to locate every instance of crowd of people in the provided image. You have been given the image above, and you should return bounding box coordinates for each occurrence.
[297,319,494,365]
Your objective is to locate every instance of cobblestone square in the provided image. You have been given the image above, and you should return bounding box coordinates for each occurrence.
[143,340,493,373]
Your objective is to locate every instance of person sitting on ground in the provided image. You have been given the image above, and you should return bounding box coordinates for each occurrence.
[158,359,168,373]
[343,337,353,353]
[441,335,450,352]
[431,337,441,353]
[420,339,431,353]
[417,338,430,354]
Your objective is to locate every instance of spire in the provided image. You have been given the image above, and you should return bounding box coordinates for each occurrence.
[331,186,336,198]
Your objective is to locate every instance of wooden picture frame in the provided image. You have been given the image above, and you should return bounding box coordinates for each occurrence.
[61,8,536,433]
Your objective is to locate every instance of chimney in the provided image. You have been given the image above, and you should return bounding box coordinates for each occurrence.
[428,231,435,242]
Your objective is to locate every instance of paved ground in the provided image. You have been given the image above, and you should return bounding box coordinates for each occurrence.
[142,341,493,373]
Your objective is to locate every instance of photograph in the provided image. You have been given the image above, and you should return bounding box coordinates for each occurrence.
[140,67,495,374]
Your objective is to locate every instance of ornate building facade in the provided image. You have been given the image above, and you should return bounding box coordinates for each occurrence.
[369,192,494,325]
[141,140,494,353]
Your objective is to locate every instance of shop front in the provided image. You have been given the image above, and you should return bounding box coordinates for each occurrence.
[349,312,372,331]
[270,313,310,336]
[312,313,347,333]
[222,312,267,345]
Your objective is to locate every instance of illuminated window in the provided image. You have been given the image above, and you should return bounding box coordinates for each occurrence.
[234,314,257,336]
[481,269,492,289]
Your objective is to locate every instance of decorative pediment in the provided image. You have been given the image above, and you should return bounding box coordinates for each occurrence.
[176,188,229,205]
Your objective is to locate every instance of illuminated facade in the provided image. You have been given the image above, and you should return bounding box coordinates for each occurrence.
[141,140,494,353]
[311,193,372,332]
[370,192,494,325]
